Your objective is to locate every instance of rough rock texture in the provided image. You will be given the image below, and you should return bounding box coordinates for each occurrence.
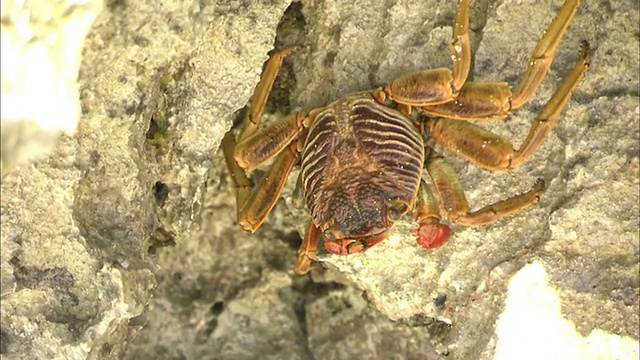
[1,0,638,359]
[1,0,102,174]
[286,0,640,358]
[1,0,290,358]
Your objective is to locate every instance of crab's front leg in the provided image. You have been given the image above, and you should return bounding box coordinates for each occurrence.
[413,179,452,250]
[419,0,584,121]
[296,222,321,275]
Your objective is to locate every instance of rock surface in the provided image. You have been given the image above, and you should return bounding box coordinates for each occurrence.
[1,0,638,359]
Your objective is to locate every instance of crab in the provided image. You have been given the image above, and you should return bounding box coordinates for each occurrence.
[222,0,591,275]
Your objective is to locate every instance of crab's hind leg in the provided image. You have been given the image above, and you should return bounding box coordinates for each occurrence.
[427,41,592,171]
[420,0,585,121]
[375,0,471,107]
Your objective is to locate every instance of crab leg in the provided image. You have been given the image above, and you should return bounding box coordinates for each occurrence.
[427,41,592,171]
[234,113,305,171]
[375,0,471,106]
[223,126,302,232]
[424,148,546,227]
[424,148,469,220]
[450,0,472,92]
[511,0,582,110]
[296,222,322,275]
[238,46,299,142]
[454,179,545,227]
[242,144,301,231]
[222,131,252,216]
[222,46,303,232]
[420,0,584,120]
[510,41,591,168]
[413,177,452,250]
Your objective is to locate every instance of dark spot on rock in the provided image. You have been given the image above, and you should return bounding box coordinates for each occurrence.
[153,181,169,206]
[404,313,433,327]
[0,328,9,354]
[434,293,447,308]
[125,101,138,115]
[328,24,341,44]
[133,35,150,47]
[265,251,288,272]
[90,151,101,165]
[477,58,493,74]
[148,227,176,254]
[11,258,76,290]
[129,312,148,327]
[324,51,337,68]
[278,230,303,251]
[106,107,118,118]
[105,0,126,11]
[427,319,452,338]
[211,301,224,315]
[100,343,113,356]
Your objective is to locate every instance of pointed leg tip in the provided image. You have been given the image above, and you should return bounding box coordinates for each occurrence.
[579,40,593,64]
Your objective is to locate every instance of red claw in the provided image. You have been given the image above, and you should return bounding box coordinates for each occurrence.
[413,218,451,250]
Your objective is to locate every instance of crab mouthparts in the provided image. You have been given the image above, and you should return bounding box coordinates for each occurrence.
[322,228,388,256]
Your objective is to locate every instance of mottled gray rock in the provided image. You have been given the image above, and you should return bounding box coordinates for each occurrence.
[1,0,291,359]
[1,0,102,174]
[2,0,638,359]
[285,0,639,358]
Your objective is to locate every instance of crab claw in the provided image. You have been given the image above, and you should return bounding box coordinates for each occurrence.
[412,218,451,250]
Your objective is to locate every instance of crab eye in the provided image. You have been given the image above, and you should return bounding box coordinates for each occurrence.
[323,229,337,241]
[387,201,409,222]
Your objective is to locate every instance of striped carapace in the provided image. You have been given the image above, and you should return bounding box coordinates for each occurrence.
[300,95,425,256]
[223,0,591,274]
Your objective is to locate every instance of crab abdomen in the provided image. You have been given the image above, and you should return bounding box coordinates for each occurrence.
[300,94,425,238]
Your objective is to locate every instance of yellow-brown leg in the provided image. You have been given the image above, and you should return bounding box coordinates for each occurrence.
[222,46,304,232]
[413,176,452,249]
[234,113,305,171]
[237,143,300,232]
[222,114,306,230]
[455,179,545,227]
[424,148,469,220]
[510,41,592,168]
[420,0,584,120]
[427,41,592,171]
[222,131,252,218]
[238,46,299,142]
[296,222,322,275]
[511,0,583,110]
[376,0,471,106]
[424,148,546,227]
